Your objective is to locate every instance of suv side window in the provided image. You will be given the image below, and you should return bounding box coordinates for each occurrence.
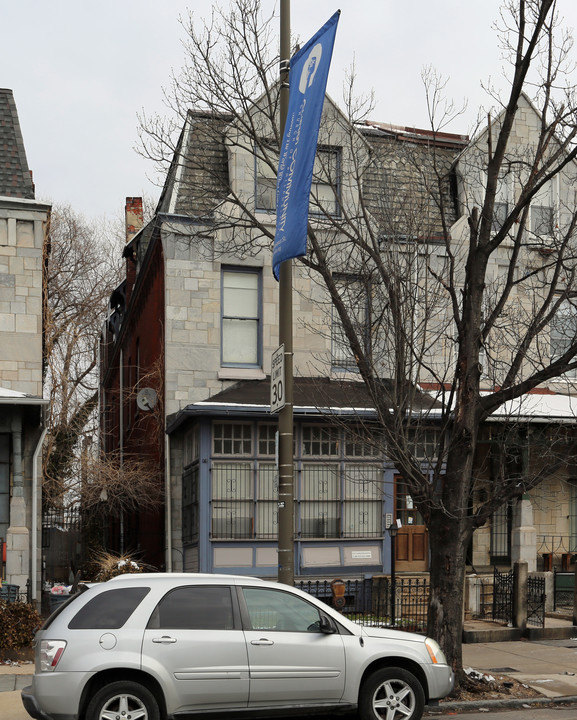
[68,587,150,629]
[242,587,321,632]
[147,586,235,630]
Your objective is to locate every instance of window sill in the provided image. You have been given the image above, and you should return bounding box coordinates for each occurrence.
[330,369,363,382]
[218,368,266,381]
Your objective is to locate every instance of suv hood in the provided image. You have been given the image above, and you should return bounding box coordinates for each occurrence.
[360,625,425,643]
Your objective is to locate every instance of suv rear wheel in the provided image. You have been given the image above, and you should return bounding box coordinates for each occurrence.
[86,680,160,720]
[359,667,425,720]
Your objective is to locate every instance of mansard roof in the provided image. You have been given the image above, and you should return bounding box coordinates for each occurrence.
[0,89,35,199]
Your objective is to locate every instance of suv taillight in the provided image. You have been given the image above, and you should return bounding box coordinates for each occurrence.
[40,640,67,672]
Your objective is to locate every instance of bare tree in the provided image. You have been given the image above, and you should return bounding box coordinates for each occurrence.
[43,205,121,506]
[139,0,577,677]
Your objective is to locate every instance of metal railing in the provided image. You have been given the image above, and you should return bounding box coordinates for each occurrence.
[554,569,574,610]
[296,576,429,632]
[493,567,514,625]
[527,575,545,627]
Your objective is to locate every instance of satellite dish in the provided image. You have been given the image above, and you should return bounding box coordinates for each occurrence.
[136,387,157,411]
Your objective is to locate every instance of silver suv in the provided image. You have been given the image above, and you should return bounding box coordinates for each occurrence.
[22,573,453,720]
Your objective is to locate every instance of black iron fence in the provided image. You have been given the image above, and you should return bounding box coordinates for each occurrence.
[492,567,514,625]
[0,578,30,604]
[475,575,494,619]
[296,576,429,632]
[527,574,545,627]
[554,569,574,610]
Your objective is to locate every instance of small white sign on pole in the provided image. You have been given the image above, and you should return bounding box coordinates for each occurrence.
[270,344,285,413]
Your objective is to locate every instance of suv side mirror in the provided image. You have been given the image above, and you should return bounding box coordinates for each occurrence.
[319,614,337,634]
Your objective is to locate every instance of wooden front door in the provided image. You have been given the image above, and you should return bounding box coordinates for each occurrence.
[394,476,428,572]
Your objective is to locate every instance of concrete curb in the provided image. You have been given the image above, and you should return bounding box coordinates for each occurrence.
[426,694,577,714]
[0,674,30,692]
[463,625,577,643]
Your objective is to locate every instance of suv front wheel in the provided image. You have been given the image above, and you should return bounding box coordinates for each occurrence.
[359,667,425,720]
[86,680,161,720]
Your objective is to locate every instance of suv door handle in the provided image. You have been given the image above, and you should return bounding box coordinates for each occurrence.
[152,636,177,644]
[251,638,274,646]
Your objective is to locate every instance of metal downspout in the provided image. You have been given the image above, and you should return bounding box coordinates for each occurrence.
[32,425,47,602]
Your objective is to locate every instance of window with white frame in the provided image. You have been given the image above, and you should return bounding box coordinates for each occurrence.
[550,299,577,376]
[531,179,555,236]
[206,422,383,542]
[301,464,340,538]
[300,425,382,539]
[492,171,512,232]
[492,201,509,232]
[258,424,277,457]
[221,268,261,367]
[343,464,382,537]
[302,425,340,456]
[211,462,254,539]
[408,427,439,468]
[254,144,340,216]
[345,428,381,458]
[310,147,341,217]
[184,426,200,467]
[213,422,253,455]
[256,463,278,539]
[255,145,277,212]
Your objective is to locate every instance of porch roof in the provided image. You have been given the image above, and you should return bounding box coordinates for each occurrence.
[0,386,47,405]
[166,376,441,434]
[487,391,577,423]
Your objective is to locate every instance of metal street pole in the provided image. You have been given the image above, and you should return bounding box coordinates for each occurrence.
[389,523,398,627]
[277,0,295,586]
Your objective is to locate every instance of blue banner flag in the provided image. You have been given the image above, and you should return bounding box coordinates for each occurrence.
[272,10,340,280]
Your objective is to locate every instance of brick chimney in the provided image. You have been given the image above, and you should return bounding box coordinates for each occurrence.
[125,197,144,244]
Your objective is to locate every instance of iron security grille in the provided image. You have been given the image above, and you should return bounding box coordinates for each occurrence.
[493,567,513,625]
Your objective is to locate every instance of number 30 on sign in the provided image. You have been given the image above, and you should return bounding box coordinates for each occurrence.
[270,344,285,413]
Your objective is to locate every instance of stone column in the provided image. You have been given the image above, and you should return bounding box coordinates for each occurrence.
[6,422,30,590]
[511,494,537,572]
[513,561,528,632]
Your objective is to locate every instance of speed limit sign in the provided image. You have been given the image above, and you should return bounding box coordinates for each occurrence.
[270,344,285,413]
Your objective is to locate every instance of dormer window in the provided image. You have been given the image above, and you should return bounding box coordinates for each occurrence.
[255,146,277,212]
[531,205,554,235]
[492,201,508,232]
[531,179,556,237]
[254,143,341,217]
[310,147,341,217]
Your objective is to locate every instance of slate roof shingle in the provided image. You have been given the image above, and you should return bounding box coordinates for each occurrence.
[0,89,35,199]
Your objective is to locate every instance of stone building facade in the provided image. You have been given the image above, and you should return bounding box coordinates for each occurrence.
[0,89,50,599]
[102,91,577,578]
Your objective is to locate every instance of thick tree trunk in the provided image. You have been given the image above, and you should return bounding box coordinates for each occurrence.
[427,511,471,677]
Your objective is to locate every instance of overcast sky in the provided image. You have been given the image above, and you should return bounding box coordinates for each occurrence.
[3,1,577,221]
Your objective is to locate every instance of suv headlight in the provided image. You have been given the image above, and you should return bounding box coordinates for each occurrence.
[424,638,447,665]
[40,640,67,672]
